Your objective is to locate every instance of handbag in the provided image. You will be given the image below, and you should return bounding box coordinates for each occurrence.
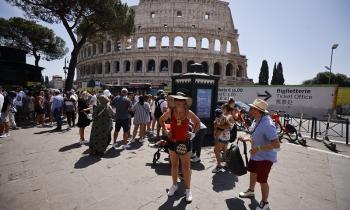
[225,140,249,176]
[175,142,189,155]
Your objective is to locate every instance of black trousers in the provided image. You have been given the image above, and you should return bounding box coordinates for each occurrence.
[192,128,207,158]
[66,111,76,126]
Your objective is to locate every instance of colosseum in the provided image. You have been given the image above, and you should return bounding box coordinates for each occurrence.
[76,0,252,88]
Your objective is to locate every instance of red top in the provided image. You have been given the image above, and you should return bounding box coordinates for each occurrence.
[170,112,190,143]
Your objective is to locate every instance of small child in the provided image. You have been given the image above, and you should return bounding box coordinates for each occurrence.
[212,104,233,173]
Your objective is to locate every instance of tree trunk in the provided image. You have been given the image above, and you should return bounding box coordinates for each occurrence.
[34,54,40,67]
[65,50,78,91]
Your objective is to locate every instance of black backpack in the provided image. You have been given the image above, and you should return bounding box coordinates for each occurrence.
[154,100,164,118]
[229,124,238,143]
[225,140,249,176]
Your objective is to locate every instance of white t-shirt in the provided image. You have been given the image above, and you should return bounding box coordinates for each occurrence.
[15,91,26,107]
[0,93,4,115]
[159,99,168,113]
[90,95,97,106]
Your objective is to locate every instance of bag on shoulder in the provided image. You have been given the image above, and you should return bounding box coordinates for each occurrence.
[154,100,164,119]
[225,140,248,176]
[229,123,238,143]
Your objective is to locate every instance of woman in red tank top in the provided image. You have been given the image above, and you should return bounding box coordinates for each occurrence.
[160,92,200,202]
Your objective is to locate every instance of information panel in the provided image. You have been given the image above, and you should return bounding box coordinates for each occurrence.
[197,89,212,118]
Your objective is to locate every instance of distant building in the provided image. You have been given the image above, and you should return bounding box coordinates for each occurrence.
[76,0,252,87]
[51,75,64,89]
[0,46,43,87]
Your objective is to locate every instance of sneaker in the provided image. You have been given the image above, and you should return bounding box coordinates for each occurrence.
[190,153,196,159]
[138,138,144,143]
[129,138,135,143]
[112,142,119,148]
[82,140,89,145]
[123,143,131,150]
[79,140,84,145]
[167,185,178,196]
[239,189,255,198]
[256,201,270,210]
[191,156,201,163]
[212,165,223,173]
[185,189,192,202]
[0,134,7,138]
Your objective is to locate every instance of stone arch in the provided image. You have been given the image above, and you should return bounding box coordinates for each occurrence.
[201,61,209,73]
[115,41,121,52]
[98,42,103,54]
[92,63,96,74]
[226,41,231,53]
[88,46,92,56]
[226,63,233,76]
[214,62,221,75]
[93,44,96,55]
[98,63,103,74]
[114,61,120,73]
[237,65,243,77]
[137,38,144,49]
[149,36,156,48]
[147,59,155,71]
[173,60,182,73]
[214,39,221,52]
[174,36,183,48]
[187,60,195,72]
[124,60,130,72]
[106,40,111,52]
[201,38,209,49]
[187,37,196,48]
[105,61,111,74]
[160,59,169,71]
[135,60,143,72]
[161,36,169,47]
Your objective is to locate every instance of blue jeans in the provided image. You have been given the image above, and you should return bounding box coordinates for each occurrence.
[54,109,62,128]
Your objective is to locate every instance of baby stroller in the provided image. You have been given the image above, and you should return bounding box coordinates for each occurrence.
[152,135,170,165]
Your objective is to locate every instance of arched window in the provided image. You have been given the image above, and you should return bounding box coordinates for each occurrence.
[161,36,169,47]
[160,60,168,71]
[88,46,92,56]
[135,60,143,72]
[187,37,196,48]
[137,38,144,49]
[98,42,103,54]
[226,41,231,53]
[98,63,103,74]
[173,60,182,73]
[214,62,221,75]
[214,39,221,52]
[147,59,155,71]
[93,44,96,55]
[187,60,195,72]
[106,40,111,52]
[174,36,183,48]
[124,60,130,72]
[149,36,156,48]
[201,38,209,49]
[237,65,243,77]
[126,38,132,50]
[201,61,209,74]
[92,63,96,74]
[114,61,120,73]
[226,63,233,76]
[105,61,110,74]
[177,11,182,17]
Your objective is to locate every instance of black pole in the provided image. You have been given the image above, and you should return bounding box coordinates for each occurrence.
[311,117,315,139]
[346,118,349,145]
[314,118,318,139]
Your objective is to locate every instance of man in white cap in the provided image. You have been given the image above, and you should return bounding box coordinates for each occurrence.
[238,99,280,210]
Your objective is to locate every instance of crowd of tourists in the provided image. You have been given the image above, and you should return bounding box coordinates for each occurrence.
[0,85,280,210]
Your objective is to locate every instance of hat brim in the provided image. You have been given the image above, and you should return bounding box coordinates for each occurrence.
[168,95,192,107]
[249,104,268,113]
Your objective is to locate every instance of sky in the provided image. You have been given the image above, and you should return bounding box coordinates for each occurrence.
[0,0,349,85]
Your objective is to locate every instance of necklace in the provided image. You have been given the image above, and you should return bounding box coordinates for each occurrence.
[175,110,186,126]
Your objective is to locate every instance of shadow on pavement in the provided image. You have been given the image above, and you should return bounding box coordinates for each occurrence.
[103,147,122,158]
[145,162,171,176]
[34,127,71,134]
[74,155,101,169]
[158,184,189,210]
[226,197,259,210]
[58,142,81,152]
[191,162,205,171]
[212,171,238,192]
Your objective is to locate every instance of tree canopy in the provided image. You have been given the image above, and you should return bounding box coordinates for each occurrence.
[0,17,68,66]
[303,72,350,87]
[258,60,269,85]
[6,0,135,90]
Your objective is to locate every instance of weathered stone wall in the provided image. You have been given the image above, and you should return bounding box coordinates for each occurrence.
[76,0,251,87]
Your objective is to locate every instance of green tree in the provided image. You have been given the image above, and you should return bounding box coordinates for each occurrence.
[258,60,269,85]
[271,62,278,85]
[302,72,350,87]
[6,0,135,90]
[276,62,285,85]
[0,17,68,66]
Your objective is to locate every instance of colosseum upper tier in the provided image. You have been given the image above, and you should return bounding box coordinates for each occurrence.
[76,0,252,87]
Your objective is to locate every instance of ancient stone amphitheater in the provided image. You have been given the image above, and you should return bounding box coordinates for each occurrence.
[76,0,251,88]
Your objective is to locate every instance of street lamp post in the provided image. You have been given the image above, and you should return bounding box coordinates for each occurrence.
[63,57,69,90]
[325,44,339,84]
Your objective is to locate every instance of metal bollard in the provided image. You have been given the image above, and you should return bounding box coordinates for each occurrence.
[314,118,318,139]
[346,118,349,145]
[311,117,315,139]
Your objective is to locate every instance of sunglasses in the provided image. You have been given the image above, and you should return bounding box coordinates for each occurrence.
[174,99,185,101]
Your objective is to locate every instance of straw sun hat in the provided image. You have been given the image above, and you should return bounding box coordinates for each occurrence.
[168,92,192,107]
[249,99,269,113]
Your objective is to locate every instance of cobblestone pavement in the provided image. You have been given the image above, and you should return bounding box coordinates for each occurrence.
[0,124,349,210]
